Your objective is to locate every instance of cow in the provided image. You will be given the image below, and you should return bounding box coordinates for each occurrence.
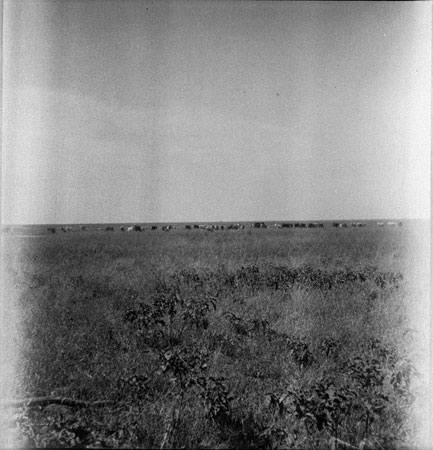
[61,227,67,232]
[185,225,192,230]
[387,221,397,226]
[80,226,86,231]
[105,226,114,231]
[193,224,199,229]
[47,227,56,234]
[253,222,267,229]
[132,225,142,232]
[151,226,158,230]
[120,226,125,231]
[127,226,134,232]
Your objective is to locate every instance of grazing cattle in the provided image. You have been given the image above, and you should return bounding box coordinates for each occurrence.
[193,224,199,229]
[162,225,173,231]
[295,223,306,228]
[151,226,158,230]
[105,226,114,231]
[377,222,384,226]
[127,226,134,232]
[134,225,142,232]
[185,225,192,230]
[120,226,125,231]
[65,226,74,232]
[80,226,86,231]
[387,221,397,226]
[281,223,293,228]
[332,222,339,228]
[253,222,267,229]
[61,227,67,232]
[47,227,56,234]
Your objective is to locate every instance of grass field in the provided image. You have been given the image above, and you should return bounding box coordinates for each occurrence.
[0,223,430,448]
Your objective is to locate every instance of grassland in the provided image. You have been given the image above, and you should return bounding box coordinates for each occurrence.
[0,223,429,448]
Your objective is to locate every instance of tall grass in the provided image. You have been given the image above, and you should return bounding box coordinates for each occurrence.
[1,224,429,448]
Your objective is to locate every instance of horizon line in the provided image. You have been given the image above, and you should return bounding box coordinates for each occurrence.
[1,218,429,227]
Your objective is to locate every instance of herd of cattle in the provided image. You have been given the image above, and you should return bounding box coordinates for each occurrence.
[45,221,403,234]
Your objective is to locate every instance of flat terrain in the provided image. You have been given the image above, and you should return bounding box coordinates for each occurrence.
[1,223,429,448]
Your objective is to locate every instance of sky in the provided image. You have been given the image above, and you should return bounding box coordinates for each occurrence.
[2,0,431,224]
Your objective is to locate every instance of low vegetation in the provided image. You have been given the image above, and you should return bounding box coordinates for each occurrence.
[1,225,428,448]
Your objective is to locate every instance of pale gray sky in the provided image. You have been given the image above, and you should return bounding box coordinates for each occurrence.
[2,0,431,224]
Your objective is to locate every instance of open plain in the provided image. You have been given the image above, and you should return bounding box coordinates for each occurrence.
[1,221,429,449]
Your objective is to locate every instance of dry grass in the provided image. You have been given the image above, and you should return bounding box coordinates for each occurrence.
[0,223,429,448]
